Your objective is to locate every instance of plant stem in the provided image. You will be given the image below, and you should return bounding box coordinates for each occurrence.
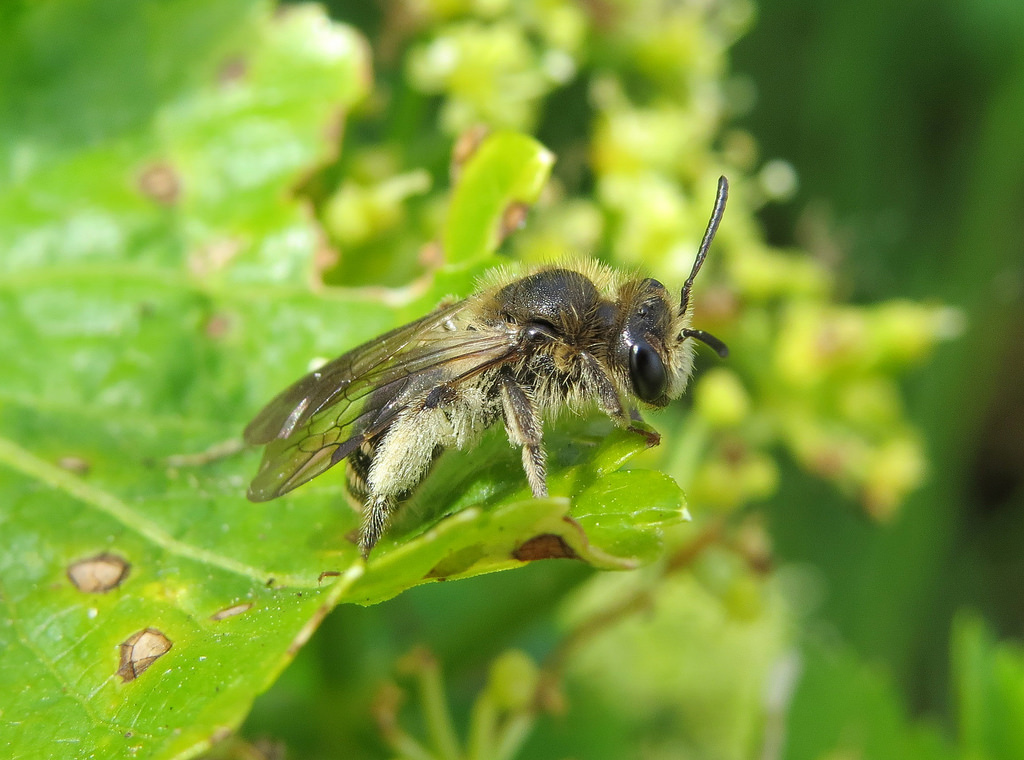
[493,714,535,760]
[466,694,497,760]
[416,651,463,760]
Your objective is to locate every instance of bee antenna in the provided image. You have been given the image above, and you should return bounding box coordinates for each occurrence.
[681,328,729,358]
[680,175,729,317]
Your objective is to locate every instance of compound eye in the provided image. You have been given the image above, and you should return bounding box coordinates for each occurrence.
[629,341,668,403]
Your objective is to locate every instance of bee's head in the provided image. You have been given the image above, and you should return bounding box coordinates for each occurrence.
[616,177,730,407]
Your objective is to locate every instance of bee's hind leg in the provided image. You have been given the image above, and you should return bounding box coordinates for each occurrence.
[499,371,548,499]
[357,411,447,557]
[359,494,396,558]
[346,439,393,558]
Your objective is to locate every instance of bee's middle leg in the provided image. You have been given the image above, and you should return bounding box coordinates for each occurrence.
[499,371,547,498]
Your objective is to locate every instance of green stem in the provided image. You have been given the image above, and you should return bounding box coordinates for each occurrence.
[390,732,437,760]
[418,655,463,760]
[466,694,497,760]
[493,714,535,760]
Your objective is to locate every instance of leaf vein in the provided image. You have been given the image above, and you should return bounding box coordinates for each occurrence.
[0,436,321,588]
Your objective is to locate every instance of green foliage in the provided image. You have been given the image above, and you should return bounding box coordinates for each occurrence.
[2,0,1021,759]
[954,614,1024,760]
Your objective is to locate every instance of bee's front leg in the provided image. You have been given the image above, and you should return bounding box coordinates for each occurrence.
[581,353,661,447]
[626,419,662,448]
[498,371,548,499]
[622,404,662,448]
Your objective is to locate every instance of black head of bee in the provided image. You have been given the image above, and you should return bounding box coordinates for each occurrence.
[617,278,673,405]
[483,177,730,412]
[615,177,731,406]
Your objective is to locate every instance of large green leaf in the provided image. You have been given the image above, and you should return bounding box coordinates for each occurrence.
[0,2,686,758]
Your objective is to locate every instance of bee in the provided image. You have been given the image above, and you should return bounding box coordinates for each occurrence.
[245,176,730,557]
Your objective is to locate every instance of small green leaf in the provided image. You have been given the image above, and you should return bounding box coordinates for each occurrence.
[344,425,687,606]
[572,470,690,564]
[443,131,555,263]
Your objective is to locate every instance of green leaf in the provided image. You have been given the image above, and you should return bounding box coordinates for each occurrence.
[345,426,687,606]
[953,613,1024,760]
[0,3,685,758]
[442,131,555,263]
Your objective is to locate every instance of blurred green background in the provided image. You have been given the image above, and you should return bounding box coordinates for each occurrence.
[244,0,1024,757]
[2,0,1023,758]
[730,0,1024,709]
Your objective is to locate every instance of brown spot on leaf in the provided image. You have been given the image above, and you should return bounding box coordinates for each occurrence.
[204,312,233,339]
[498,202,530,243]
[117,628,172,682]
[188,238,243,278]
[210,602,253,621]
[138,162,181,205]
[513,534,578,561]
[67,553,130,593]
[450,124,491,180]
[57,455,91,476]
[218,55,248,85]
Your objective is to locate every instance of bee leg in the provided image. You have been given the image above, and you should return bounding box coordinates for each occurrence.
[499,372,548,498]
[347,439,394,557]
[621,406,659,445]
[582,354,662,446]
[359,494,395,558]
[359,411,448,556]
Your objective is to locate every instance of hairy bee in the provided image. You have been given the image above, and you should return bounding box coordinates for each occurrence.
[245,176,730,557]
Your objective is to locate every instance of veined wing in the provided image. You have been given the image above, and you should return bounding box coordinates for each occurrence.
[245,300,519,501]
[245,300,470,445]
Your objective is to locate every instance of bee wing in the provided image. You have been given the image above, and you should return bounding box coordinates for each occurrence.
[245,300,518,501]
[245,301,470,445]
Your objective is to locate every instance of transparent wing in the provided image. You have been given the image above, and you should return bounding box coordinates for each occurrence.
[245,300,518,501]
